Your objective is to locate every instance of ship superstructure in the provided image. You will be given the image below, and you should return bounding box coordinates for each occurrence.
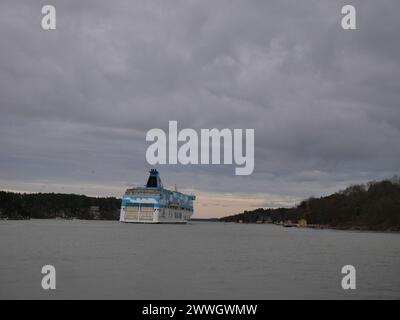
[120,169,195,223]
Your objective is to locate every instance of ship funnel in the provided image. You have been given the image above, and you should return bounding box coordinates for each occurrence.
[146,169,163,188]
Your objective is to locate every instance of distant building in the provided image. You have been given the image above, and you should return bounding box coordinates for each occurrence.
[298,219,307,227]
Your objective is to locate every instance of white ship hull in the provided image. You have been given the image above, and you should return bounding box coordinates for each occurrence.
[120,207,193,224]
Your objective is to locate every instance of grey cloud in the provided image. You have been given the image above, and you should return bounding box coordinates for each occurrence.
[0,0,399,213]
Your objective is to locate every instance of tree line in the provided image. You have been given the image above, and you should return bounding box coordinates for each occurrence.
[220,177,400,231]
[0,192,120,220]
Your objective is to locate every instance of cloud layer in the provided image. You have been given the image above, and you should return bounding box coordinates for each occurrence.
[1,0,399,217]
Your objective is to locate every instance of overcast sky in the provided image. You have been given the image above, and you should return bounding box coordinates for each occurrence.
[0,0,399,217]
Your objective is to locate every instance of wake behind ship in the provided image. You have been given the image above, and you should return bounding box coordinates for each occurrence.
[120,169,196,223]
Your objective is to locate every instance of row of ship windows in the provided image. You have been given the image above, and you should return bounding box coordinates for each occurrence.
[125,191,191,203]
[127,204,192,211]
[160,211,185,219]
[125,207,190,219]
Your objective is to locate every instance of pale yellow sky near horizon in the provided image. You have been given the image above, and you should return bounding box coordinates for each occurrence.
[0,179,301,218]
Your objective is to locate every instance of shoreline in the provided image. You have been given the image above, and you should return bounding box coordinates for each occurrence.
[219,221,400,234]
[2,217,400,234]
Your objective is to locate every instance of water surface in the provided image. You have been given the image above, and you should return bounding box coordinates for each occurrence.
[0,220,399,299]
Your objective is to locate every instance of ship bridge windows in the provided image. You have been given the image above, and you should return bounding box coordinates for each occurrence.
[126,190,160,196]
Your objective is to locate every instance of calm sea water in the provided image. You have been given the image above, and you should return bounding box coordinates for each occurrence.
[0,219,399,299]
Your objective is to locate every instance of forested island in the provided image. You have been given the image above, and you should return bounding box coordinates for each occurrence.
[0,192,120,220]
[1,178,400,231]
[220,178,400,231]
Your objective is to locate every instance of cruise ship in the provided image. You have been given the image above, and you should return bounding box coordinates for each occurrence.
[120,169,195,223]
